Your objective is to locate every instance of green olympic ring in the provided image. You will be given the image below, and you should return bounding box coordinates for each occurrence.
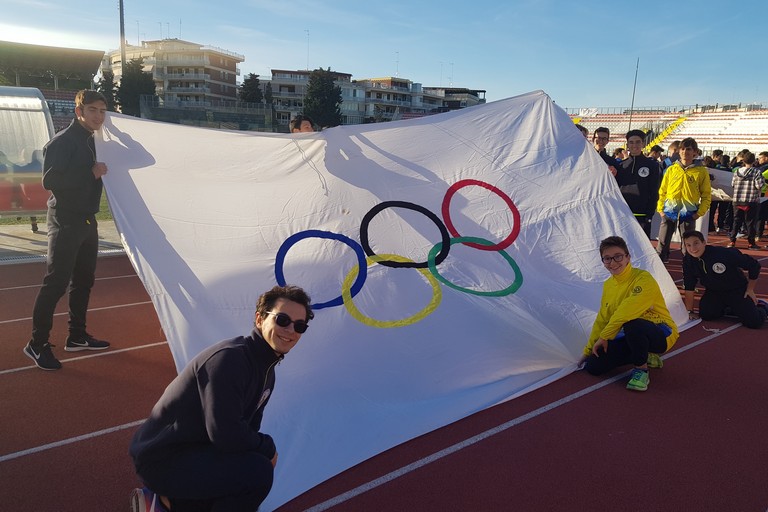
[427,236,523,296]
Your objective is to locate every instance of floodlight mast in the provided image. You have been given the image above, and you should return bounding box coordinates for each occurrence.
[119,0,127,73]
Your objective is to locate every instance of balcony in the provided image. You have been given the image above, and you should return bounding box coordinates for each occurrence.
[155,57,210,67]
[167,86,211,94]
[160,73,211,81]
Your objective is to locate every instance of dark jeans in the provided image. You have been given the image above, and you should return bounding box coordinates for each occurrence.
[30,208,99,346]
[584,319,669,376]
[709,201,732,231]
[636,215,652,239]
[730,203,758,244]
[656,217,695,260]
[700,286,766,329]
[136,445,274,512]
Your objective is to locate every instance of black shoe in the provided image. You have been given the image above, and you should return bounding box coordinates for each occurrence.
[65,332,111,352]
[23,341,62,370]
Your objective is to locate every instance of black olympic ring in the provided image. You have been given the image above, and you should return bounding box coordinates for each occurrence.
[359,200,451,269]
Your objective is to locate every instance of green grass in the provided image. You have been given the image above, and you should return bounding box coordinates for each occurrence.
[0,194,113,224]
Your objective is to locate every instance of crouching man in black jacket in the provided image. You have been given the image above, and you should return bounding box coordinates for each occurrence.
[682,230,767,328]
[129,285,314,512]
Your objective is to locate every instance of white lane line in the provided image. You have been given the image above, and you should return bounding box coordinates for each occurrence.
[302,323,742,512]
[0,420,146,463]
[0,300,153,325]
[0,273,139,292]
[0,341,169,376]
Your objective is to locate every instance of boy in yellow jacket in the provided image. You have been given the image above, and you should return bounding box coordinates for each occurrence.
[581,236,679,391]
[655,137,711,262]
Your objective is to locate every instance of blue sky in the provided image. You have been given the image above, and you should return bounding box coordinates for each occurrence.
[2,0,765,109]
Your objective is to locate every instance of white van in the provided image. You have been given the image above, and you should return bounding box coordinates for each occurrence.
[0,86,55,216]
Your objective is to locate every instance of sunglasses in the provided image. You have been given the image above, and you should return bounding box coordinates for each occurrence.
[266,311,309,333]
[601,253,627,264]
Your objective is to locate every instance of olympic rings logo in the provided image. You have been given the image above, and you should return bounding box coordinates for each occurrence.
[275,179,524,327]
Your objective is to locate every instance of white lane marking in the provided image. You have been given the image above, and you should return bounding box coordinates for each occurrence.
[0,420,146,463]
[301,323,742,512]
[0,300,153,325]
[0,273,139,292]
[0,341,169,376]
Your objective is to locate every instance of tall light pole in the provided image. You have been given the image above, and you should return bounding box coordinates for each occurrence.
[119,0,127,71]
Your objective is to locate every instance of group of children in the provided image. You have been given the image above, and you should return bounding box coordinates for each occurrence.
[573,127,768,392]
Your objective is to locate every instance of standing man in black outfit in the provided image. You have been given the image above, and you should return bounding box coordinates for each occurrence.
[23,90,111,371]
[614,129,660,238]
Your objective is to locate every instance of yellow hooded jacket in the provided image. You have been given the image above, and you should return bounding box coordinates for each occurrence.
[656,161,712,218]
[583,263,679,356]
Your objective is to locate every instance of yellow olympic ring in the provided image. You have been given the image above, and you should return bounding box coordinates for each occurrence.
[341,253,442,328]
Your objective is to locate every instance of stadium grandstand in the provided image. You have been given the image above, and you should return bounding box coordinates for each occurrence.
[0,40,103,131]
[569,105,768,155]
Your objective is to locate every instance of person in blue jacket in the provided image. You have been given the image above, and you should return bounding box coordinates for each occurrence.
[129,285,314,512]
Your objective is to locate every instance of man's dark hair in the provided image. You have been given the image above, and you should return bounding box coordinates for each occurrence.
[625,129,646,141]
[256,285,314,322]
[575,124,589,136]
[759,151,768,159]
[712,149,723,158]
[650,145,664,153]
[290,115,315,132]
[742,151,756,165]
[74,89,107,109]
[593,127,610,141]
[682,230,705,242]
[680,137,698,151]
[599,236,629,256]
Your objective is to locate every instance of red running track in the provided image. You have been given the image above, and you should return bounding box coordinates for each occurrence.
[1,237,767,511]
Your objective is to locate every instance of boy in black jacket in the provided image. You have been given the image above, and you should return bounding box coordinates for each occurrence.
[130,285,314,512]
[682,230,767,328]
[23,90,111,371]
[615,129,660,238]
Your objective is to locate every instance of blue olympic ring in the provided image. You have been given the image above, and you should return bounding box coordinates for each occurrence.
[275,230,367,310]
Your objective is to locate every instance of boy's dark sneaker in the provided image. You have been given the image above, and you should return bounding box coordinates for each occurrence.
[130,487,169,512]
[23,341,62,370]
[64,332,110,352]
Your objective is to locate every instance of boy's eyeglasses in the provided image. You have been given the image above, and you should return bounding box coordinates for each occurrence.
[601,254,627,264]
[266,312,309,333]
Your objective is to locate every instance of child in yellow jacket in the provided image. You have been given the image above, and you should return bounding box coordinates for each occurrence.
[581,236,679,391]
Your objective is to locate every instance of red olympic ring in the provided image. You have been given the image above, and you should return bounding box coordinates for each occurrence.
[441,179,521,251]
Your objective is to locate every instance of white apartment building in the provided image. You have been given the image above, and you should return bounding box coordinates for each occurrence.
[265,70,482,126]
[103,38,244,107]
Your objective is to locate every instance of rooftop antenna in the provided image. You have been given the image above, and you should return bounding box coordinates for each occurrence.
[136,20,140,45]
[395,51,399,78]
[449,62,454,86]
[628,57,639,132]
[439,61,443,87]
[305,30,310,71]
[179,19,182,39]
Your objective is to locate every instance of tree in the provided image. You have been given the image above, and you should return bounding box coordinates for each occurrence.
[239,73,263,104]
[264,81,274,106]
[303,67,342,128]
[96,70,118,111]
[116,58,156,117]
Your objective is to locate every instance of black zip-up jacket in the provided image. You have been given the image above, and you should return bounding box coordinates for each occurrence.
[130,330,281,469]
[42,119,103,215]
[615,153,660,217]
[682,245,761,292]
